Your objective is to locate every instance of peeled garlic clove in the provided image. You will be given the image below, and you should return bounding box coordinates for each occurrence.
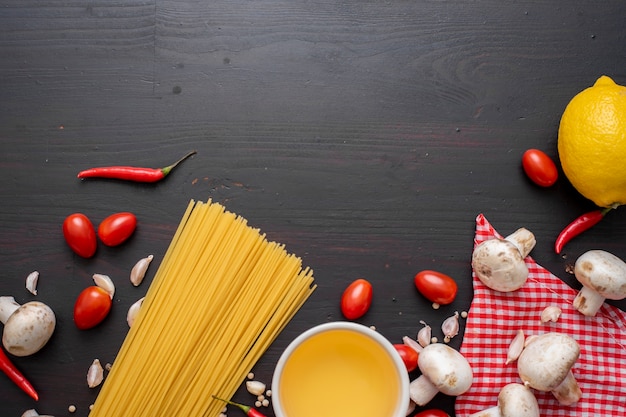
[505,329,525,365]
[87,359,104,388]
[417,320,432,347]
[93,274,115,299]
[21,410,40,417]
[442,311,459,343]
[127,297,145,327]
[246,380,266,396]
[26,271,39,295]
[541,305,562,323]
[130,255,153,286]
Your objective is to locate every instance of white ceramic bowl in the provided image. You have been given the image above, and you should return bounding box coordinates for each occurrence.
[272,321,410,417]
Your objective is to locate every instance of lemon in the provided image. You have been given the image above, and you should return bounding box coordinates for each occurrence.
[558,75,626,208]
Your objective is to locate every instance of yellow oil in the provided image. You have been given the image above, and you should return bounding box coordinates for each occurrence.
[278,329,401,417]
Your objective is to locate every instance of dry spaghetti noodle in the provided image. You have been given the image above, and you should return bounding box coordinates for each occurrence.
[89,199,316,417]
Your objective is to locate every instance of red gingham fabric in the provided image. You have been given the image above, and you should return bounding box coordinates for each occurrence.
[455,214,626,416]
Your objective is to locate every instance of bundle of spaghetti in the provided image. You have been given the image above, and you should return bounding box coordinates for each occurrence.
[89,199,316,417]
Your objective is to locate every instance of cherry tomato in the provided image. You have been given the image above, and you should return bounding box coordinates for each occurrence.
[74,286,112,330]
[98,212,137,246]
[340,278,373,320]
[414,410,450,417]
[521,149,558,187]
[414,270,458,305]
[63,213,97,258]
[393,344,419,372]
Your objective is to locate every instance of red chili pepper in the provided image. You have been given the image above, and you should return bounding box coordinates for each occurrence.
[77,150,197,183]
[212,395,267,417]
[0,347,39,401]
[554,208,611,254]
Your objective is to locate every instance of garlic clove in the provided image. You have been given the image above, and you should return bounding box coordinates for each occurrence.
[246,380,266,396]
[402,335,423,353]
[441,311,459,343]
[21,410,40,417]
[93,274,115,299]
[540,305,562,323]
[26,271,39,295]
[130,255,154,286]
[127,297,145,328]
[524,334,538,347]
[417,320,432,347]
[505,329,525,364]
[87,358,104,388]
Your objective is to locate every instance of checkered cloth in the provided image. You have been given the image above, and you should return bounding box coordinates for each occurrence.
[455,214,626,416]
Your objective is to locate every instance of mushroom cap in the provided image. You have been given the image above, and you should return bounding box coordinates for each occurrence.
[3,301,56,356]
[471,238,529,292]
[574,250,626,300]
[418,343,473,396]
[517,332,579,391]
[497,383,539,417]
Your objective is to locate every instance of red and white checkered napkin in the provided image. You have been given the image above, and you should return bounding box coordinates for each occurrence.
[455,214,626,416]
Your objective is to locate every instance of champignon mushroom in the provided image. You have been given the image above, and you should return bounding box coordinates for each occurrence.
[0,296,56,356]
[517,332,582,405]
[471,228,536,292]
[468,383,539,417]
[572,250,626,316]
[409,343,473,406]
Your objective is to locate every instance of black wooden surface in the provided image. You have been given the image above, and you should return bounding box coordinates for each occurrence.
[1,1,626,416]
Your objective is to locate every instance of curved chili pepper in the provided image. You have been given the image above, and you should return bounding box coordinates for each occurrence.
[554,208,611,254]
[212,395,267,417]
[0,347,39,400]
[77,150,196,183]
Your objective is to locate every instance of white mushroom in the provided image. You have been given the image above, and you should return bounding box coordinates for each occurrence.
[471,228,536,292]
[0,296,56,356]
[409,343,473,406]
[517,332,582,405]
[572,250,626,316]
[468,383,539,417]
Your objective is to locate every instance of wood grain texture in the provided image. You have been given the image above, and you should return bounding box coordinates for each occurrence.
[1,1,626,416]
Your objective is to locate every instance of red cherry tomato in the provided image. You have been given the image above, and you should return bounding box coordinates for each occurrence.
[414,270,458,305]
[98,212,137,246]
[414,410,450,417]
[74,286,112,330]
[63,213,97,258]
[340,278,373,320]
[393,344,419,372]
[521,149,558,187]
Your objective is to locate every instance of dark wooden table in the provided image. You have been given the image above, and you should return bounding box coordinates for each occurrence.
[2,1,625,416]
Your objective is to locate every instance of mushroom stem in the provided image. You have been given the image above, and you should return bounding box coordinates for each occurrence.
[573,285,605,317]
[551,370,582,405]
[504,228,536,258]
[0,297,20,324]
[409,374,440,406]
